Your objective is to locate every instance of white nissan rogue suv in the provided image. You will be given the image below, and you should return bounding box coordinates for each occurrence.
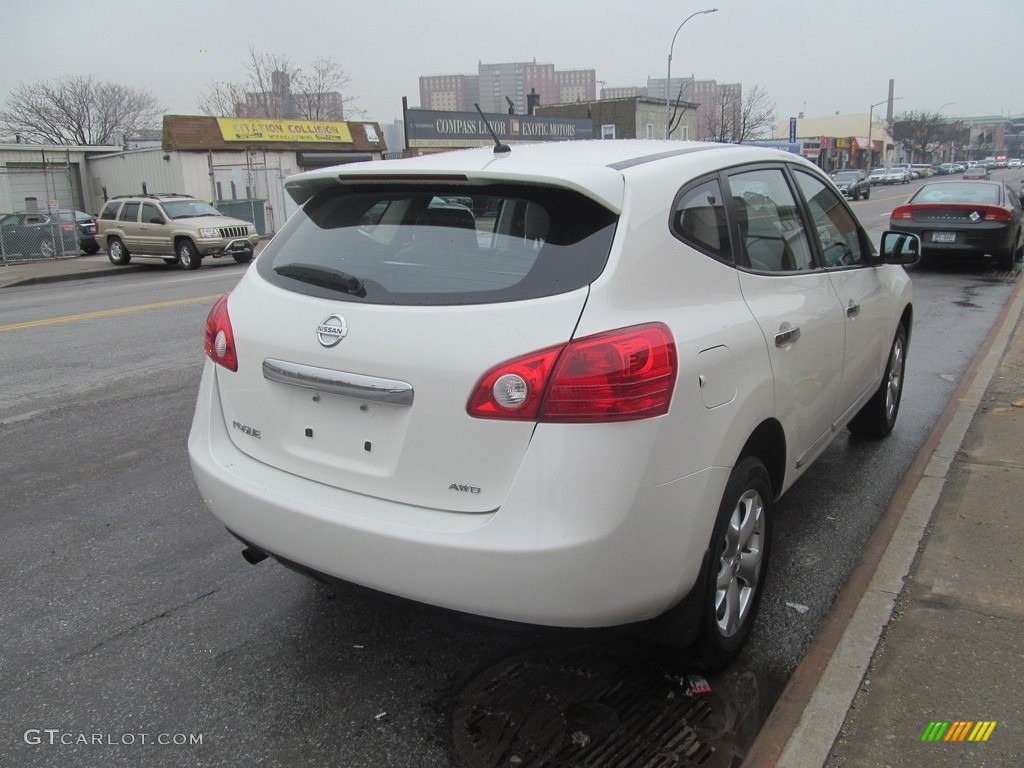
[189,140,919,669]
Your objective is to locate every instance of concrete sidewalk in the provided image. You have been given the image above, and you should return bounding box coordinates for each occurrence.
[4,252,1022,766]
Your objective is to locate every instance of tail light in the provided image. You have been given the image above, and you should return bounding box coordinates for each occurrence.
[60,223,75,232]
[983,207,1012,222]
[204,293,237,371]
[468,323,677,423]
[891,205,913,220]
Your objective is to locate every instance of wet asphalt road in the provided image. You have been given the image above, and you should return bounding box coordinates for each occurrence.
[0,183,1019,766]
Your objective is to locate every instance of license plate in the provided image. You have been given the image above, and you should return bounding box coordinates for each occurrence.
[932,232,957,243]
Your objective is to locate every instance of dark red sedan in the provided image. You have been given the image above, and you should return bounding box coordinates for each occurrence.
[889,181,1023,270]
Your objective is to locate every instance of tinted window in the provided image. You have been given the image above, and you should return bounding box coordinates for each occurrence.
[142,203,163,224]
[793,170,868,268]
[99,202,119,220]
[726,168,815,272]
[257,184,617,306]
[118,202,140,222]
[671,178,731,262]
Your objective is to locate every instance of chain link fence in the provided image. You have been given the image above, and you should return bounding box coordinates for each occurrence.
[0,164,81,263]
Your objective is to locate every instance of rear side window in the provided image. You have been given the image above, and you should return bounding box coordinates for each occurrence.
[257,184,617,305]
[671,178,731,262]
[99,202,120,220]
[118,202,139,222]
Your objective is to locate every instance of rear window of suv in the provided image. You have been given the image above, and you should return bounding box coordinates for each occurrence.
[257,184,617,306]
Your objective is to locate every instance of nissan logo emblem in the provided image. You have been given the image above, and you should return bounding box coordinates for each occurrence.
[316,314,348,347]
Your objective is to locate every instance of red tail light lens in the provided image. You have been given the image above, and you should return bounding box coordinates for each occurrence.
[983,207,1012,222]
[890,205,913,220]
[468,323,677,422]
[204,293,237,371]
[60,223,75,232]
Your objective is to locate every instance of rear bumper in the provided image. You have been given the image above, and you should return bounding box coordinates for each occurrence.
[188,362,726,628]
[890,222,1015,259]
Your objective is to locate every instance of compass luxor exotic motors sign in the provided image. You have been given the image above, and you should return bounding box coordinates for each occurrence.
[216,118,354,143]
[405,109,592,148]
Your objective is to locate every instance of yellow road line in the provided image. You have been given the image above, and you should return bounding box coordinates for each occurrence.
[0,293,223,333]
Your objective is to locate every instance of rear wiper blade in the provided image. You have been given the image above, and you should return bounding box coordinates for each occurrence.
[274,263,366,296]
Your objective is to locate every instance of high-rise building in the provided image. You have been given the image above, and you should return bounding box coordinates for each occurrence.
[419,61,596,115]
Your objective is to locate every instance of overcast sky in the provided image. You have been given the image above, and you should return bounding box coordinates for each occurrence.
[3,0,1021,130]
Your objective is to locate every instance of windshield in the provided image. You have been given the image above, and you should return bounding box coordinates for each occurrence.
[160,200,222,219]
[834,173,858,182]
[257,183,617,306]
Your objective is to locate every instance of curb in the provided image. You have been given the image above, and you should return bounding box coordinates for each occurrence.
[0,264,147,289]
[740,273,1024,768]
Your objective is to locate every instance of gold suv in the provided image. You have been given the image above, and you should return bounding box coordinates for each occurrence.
[96,194,259,270]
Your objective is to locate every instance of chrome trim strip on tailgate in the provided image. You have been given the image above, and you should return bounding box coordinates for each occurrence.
[262,358,414,406]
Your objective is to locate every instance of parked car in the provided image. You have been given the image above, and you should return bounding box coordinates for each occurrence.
[890,180,1023,270]
[1009,159,1022,168]
[832,169,871,200]
[963,165,990,180]
[868,167,888,185]
[884,167,911,184]
[54,209,100,254]
[96,193,259,270]
[0,211,80,259]
[189,140,920,669]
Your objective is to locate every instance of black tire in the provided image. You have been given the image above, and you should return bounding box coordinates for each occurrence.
[232,251,253,264]
[177,239,201,270]
[851,189,859,201]
[848,324,908,438]
[687,456,772,671]
[863,185,870,200]
[107,237,131,265]
[84,244,100,255]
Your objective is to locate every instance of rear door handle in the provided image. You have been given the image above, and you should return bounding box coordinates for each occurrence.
[775,324,801,347]
[847,301,861,318]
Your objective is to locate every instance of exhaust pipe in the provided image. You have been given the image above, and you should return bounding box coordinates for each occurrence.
[241,547,269,565]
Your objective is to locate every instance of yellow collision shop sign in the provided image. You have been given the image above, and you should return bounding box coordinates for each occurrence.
[216,118,353,143]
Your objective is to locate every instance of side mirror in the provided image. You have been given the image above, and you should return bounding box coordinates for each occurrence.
[880,230,920,265]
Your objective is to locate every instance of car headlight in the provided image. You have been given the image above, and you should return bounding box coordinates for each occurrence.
[198,227,220,238]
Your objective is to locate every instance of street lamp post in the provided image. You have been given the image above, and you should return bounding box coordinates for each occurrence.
[936,102,956,162]
[867,96,901,170]
[665,8,718,139]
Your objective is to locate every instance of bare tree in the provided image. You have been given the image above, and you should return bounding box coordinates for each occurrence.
[292,56,364,120]
[196,80,249,119]
[701,89,739,143]
[700,85,777,144]
[887,110,948,162]
[197,47,362,120]
[735,85,777,143]
[0,75,162,145]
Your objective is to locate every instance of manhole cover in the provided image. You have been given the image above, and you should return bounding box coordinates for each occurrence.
[451,645,744,768]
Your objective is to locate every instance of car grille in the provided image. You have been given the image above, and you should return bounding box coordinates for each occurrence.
[219,226,249,238]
